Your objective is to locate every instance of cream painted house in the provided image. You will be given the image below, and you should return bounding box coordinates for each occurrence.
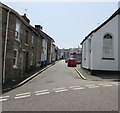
[81,8,120,73]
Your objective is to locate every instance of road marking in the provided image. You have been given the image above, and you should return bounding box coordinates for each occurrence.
[0,96,9,102]
[99,84,109,86]
[111,82,118,84]
[112,83,120,86]
[53,87,66,90]
[15,92,31,99]
[99,84,113,87]
[87,86,100,88]
[15,95,31,99]
[16,92,31,96]
[0,98,7,102]
[74,68,87,80]
[69,86,81,88]
[102,85,113,87]
[34,90,49,93]
[86,84,96,87]
[72,87,84,90]
[36,92,50,96]
[55,89,68,93]
[0,96,9,99]
[115,84,120,86]
[86,84,100,88]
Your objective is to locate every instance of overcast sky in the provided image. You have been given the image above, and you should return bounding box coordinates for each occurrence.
[1,1,119,49]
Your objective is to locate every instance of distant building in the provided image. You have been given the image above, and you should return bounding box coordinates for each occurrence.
[59,49,70,59]
[69,48,82,63]
[59,48,82,63]
[81,8,120,73]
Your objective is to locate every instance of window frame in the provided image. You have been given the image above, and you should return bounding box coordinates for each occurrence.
[15,22,21,41]
[102,33,114,60]
[13,49,18,68]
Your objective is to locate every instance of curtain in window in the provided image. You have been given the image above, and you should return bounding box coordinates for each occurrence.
[103,34,113,58]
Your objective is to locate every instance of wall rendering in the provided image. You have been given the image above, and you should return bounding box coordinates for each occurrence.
[91,15,118,71]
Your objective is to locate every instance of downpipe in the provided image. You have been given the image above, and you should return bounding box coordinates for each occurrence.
[3,9,11,84]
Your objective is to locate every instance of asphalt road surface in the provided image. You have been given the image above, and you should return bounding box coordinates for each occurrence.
[1,60,119,111]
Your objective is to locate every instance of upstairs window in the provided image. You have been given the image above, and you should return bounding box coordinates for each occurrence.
[15,22,20,41]
[25,30,29,44]
[103,34,113,59]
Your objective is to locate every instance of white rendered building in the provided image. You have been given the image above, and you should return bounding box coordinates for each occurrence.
[81,8,120,73]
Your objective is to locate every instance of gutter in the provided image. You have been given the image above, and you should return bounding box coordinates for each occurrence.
[3,9,11,84]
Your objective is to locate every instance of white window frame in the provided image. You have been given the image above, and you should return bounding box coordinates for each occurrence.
[15,22,21,41]
[102,33,114,59]
[13,49,18,68]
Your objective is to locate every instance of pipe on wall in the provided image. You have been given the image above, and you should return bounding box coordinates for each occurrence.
[3,9,11,84]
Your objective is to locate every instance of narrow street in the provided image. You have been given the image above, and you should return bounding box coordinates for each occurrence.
[2,60,119,111]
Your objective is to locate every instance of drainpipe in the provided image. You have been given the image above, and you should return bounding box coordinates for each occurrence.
[3,9,11,84]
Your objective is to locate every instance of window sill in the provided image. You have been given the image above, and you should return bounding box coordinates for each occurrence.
[25,43,29,46]
[15,39,20,42]
[13,66,18,69]
[102,58,115,60]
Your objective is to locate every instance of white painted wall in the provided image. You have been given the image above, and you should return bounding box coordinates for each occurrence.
[82,15,119,71]
[92,15,118,71]
[82,39,91,69]
[118,15,120,70]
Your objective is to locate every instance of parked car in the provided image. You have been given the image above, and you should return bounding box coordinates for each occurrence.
[67,58,77,67]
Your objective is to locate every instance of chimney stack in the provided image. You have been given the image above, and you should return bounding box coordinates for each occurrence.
[35,25,43,33]
[21,13,30,24]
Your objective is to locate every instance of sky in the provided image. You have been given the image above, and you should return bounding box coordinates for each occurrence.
[1,1,119,49]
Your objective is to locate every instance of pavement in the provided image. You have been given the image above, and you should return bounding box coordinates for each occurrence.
[2,61,59,93]
[76,64,120,82]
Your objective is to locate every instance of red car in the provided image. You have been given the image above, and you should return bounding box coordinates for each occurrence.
[67,58,77,67]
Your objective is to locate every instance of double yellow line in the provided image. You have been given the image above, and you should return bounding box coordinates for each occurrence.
[74,67,87,80]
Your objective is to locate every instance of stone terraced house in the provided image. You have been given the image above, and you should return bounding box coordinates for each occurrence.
[1,3,56,84]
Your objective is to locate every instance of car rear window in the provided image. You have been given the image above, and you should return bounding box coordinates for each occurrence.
[68,59,76,61]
